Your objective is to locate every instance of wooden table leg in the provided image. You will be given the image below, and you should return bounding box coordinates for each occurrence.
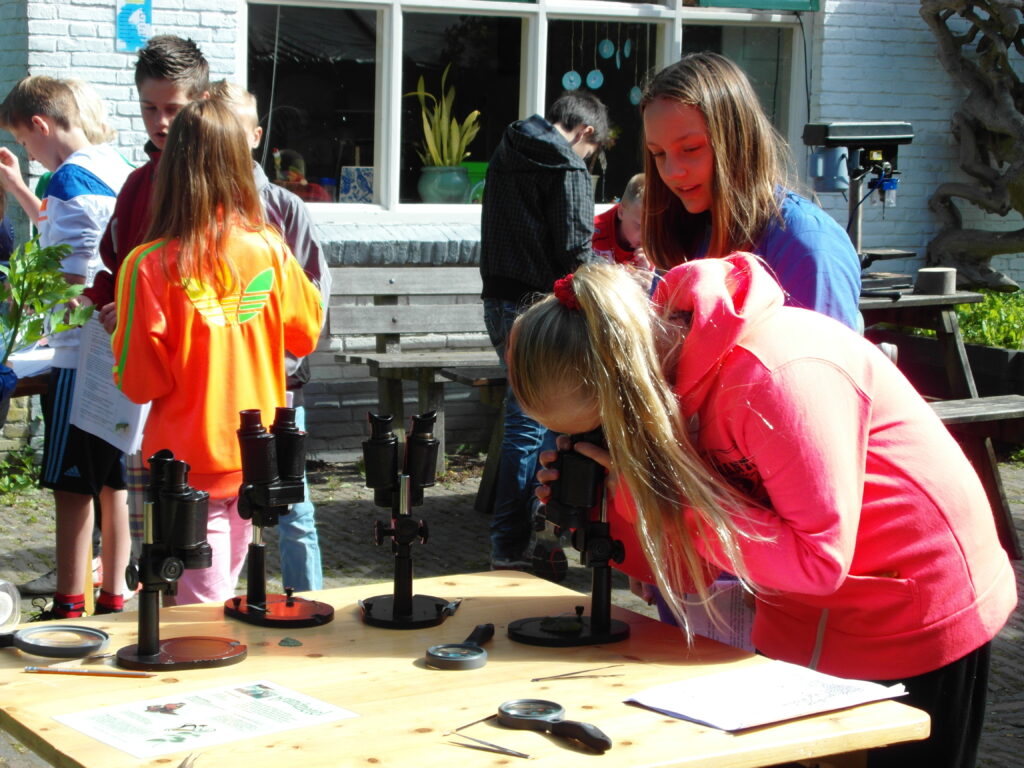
[474,399,505,514]
[955,433,1023,559]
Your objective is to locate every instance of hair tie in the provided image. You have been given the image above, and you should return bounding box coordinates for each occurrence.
[553,274,580,311]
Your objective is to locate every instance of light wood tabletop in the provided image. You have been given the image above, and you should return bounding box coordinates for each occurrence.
[0,572,929,768]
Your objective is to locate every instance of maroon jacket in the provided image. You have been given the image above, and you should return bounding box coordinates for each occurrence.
[84,143,161,308]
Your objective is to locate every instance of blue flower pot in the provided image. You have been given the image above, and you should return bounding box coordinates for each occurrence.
[418,166,471,204]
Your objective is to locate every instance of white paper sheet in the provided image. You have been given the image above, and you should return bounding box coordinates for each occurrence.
[627,659,906,732]
[6,343,54,379]
[53,679,359,758]
[69,316,149,454]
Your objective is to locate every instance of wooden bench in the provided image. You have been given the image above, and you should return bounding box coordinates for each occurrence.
[330,266,500,471]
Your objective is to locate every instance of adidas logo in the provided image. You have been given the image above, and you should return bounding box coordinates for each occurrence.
[64,466,82,478]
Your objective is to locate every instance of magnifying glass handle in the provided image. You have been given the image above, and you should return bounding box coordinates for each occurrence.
[0,634,13,649]
[550,719,612,753]
[464,624,494,646]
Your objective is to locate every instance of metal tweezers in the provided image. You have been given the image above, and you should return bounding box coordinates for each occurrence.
[444,714,532,760]
[530,664,625,682]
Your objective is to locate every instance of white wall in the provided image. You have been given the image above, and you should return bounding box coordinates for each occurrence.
[811,0,1024,284]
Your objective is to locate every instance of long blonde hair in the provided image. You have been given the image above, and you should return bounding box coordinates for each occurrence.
[508,263,755,636]
[640,52,790,266]
[145,99,264,294]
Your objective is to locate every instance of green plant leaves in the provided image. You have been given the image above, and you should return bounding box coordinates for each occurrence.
[1,236,95,367]
[404,63,481,167]
[955,290,1024,349]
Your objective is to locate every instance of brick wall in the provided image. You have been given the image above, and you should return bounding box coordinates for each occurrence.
[811,0,1024,284]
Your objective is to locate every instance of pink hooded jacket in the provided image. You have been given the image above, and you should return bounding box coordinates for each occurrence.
[609,253,1015,679]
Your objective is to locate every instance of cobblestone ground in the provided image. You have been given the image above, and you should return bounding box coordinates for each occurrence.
[0,458,1021,767]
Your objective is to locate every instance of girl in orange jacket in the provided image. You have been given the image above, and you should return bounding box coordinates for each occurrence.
[112,99,323,605]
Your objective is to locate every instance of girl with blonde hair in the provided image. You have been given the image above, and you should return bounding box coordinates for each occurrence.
[641,52,861,330]
[511,256,1014,768]
[111,99,323,605]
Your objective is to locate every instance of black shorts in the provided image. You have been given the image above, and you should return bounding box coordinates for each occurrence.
[40,367,126,495]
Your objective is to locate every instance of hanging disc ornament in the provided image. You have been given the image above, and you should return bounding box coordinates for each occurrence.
[598,39,615,59]
[586,69,604,90]
[562,70,582,91]
[623,39,632,58]
[629,86,643,106]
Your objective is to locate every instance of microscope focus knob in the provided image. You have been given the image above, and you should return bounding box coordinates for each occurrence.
[124,563,140,591]
[373,520,387,546]
[159,557,185,583]
[419,520,429,544]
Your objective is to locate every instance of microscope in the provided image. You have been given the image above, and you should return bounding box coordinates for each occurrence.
[117,451,247,671]
[359,410,455,629]
[803,121,915,291]
[508,429,630,647]
[225,408,334,628]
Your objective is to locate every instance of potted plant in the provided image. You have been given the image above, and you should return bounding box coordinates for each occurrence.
[406,64,482,203]
[0,237,93,427]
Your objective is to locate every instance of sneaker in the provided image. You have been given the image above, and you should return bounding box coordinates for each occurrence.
[19,568,57,597]
[28,597,55,622]
[490,554,532,571]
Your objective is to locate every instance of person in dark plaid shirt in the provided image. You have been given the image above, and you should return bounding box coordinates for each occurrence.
[480,91,610,573]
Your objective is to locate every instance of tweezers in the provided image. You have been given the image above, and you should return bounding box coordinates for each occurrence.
[447,732,532,759]
[530,664,625,682]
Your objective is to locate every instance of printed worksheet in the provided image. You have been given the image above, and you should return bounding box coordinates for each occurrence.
[68,316,149,454]
[627,659,906,731]
[53,679,359,758]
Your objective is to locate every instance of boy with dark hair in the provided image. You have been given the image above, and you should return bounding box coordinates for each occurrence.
[0,75,132,619]
[81,35,210,554]
[479,90,610,574]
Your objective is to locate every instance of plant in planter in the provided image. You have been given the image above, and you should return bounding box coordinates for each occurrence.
[0,237,94,425]
[406,64,481,203]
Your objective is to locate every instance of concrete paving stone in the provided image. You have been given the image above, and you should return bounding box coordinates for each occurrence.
[1,459,1022,767]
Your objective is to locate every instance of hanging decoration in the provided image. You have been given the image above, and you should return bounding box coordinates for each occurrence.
[629,24,642,105]
[562,20,581,91]
[615,23,622,70]
[586,23,604,90]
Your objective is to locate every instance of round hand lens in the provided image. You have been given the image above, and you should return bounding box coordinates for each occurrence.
[425,623,494,670]
[497,699,612,753]
[0,625,110,659]
[0,581,20,631]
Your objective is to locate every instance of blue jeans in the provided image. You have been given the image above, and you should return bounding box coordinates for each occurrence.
[277,405,323,591]
[483,299,556,560]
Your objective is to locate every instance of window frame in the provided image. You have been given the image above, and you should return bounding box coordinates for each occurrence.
[243,0,808,224]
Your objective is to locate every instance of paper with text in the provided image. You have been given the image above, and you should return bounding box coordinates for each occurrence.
[69,316,149,454]
[627,659,906,731]
[53,679,359,758]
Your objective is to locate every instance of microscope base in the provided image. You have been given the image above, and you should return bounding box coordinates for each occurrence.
[361,593,450,629]
[116,636,248,671]
[507,615,630,647]
[224,594,335,628]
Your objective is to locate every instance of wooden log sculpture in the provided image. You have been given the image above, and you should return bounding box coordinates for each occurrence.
[919,0,1024,292]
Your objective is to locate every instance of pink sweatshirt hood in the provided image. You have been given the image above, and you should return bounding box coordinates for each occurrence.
[653,253,784,413]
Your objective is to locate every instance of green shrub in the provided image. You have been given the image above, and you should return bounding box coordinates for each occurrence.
[954,290,1024,349]
[0,445,39,494]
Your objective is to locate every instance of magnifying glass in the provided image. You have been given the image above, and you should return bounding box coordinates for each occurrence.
[497,699,612,753]
[0,581,20,631]
[0,625,110,659]
[425,623,494,670]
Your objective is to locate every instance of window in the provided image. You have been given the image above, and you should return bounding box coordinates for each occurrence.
[400,14,521,203]
[546,20,658,203]
[249,5,377,203]
[245,1,805,213]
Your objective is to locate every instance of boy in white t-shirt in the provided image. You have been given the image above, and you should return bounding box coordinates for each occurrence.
[0,75,132,620]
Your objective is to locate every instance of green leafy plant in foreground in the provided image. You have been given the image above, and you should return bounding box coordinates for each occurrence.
[0,445,39,494]
[954,290,1024,350]
[1,237,94,367]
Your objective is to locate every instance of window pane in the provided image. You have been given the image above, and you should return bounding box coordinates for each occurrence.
[546,20,658,204]
[682,25,792,135]
[248,5,377,203]
[401,14,522,203]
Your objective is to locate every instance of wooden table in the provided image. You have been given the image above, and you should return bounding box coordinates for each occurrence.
[859,290,985,399]
[861,290,1023,559]
[0,572,928,768]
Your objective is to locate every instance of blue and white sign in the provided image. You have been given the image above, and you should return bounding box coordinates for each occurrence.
[116,0,152,53]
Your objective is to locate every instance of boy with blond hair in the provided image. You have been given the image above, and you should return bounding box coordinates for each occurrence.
[0,75,132,619]
[592,172,651,270]
[209,79,330,592]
